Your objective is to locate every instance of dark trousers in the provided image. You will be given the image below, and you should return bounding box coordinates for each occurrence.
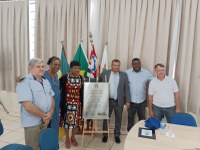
[103,98,123,137]
[127,100,146,131]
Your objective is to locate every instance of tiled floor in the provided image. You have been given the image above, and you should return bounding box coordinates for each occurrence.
[0,107,127,150]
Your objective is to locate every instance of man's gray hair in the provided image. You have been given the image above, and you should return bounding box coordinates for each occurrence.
[28,58,44,67]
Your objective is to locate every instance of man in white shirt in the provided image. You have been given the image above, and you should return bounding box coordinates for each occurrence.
[148,63,180,123]
[126,58,153,131]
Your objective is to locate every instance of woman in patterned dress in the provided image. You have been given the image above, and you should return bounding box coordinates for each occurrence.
[59,61,83,149]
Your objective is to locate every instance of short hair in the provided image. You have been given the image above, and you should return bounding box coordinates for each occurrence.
[47,56,60,65]
[28,58,43,67]
[132,57,141,63]
[112,59,121,64]
[70,60,80,68]
[154,63,165,69]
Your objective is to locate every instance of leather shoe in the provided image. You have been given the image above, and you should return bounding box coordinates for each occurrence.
[102,136,108,143]
[115,136,121,144]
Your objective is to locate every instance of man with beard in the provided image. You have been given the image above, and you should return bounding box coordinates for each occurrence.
[126,58,153,131]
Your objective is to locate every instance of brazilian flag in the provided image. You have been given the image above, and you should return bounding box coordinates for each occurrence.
[73,43,88,78]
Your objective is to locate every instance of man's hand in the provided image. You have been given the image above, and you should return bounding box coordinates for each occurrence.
[42,112,52,126]
[125,102,130,109]
[42,118,50,126]
[175,107,180,113]
[149,109,154,118]
[45,112,52,120]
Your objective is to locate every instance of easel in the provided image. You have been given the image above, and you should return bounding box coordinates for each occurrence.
[81,78,110,149]
[81,119,110,149]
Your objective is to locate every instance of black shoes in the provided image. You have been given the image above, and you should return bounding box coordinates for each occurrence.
[115,136,121,144]
[102,136,120,144]
[102,136,108,143]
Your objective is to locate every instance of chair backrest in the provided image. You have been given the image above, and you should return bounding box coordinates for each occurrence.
[1,121,33,150]
[0,120,4,135]
[1,144,33,150]
[39,128,58,150]
[171,112,197,127]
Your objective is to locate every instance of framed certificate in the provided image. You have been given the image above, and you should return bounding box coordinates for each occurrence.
[138,127,156,139]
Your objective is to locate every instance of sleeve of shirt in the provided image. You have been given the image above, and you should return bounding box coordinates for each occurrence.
[124,72,131,101]
[172,79,179,92]
[46,80,55,97]
[16,80,32,103]
[49,85,55,97]
[50,88,55,97]
[148,80,154,95]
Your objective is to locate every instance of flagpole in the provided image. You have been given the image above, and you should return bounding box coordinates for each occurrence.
[89,32,98,81]
[89,32,93,44]
[60,41,64,47]
[80,38,83,44]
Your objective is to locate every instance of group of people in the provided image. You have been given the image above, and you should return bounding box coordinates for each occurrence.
[16,57,180,149]
[16,57,83,149]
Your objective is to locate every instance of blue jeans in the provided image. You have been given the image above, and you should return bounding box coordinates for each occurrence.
[153,104,175,123]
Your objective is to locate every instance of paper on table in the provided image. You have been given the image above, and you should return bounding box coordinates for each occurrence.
[141,129,153,137]
[166,131,175,137]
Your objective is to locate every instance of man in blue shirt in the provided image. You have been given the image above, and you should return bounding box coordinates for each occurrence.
[16,58,55,150]
[126,58,153,131]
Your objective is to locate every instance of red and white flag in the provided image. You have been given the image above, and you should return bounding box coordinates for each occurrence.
[87,44,100,78]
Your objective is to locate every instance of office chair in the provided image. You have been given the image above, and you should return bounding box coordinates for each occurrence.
[1,144,33,150]
[0,120,33,150]
[171,112,197,127]
[39,128,58,150]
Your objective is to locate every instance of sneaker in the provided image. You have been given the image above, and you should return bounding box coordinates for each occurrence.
[102,136,108,143]
[115,136,121,144]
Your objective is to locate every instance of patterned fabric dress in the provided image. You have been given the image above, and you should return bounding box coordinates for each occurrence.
[60,74,83,129]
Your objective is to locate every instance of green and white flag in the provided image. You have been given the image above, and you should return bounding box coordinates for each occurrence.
[73,43,88,77]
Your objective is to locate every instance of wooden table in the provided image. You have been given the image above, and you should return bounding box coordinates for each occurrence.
[124,120,200,150]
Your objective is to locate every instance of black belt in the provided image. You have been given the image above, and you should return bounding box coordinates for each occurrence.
[130,100,146,105]
[109,98,118,102]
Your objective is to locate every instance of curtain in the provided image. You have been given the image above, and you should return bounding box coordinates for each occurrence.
[36,0,200,115]
[35,0,89,64]
[0,0,29,92]
[175,0,200,114]
[90,0,200,117]
[90,0,182,72]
